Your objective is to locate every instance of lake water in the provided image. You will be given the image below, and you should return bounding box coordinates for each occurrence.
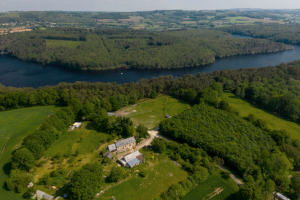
[0,34,299,88]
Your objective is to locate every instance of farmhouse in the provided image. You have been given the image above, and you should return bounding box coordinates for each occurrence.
[108,136,136,153]
[70,122,81,130]
[35,190,54,200]
[115,136,136,152]
[118,150,145,168]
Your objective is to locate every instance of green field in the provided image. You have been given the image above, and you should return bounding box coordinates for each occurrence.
[44,122,109,157]
[224,16,255,24]
[222,92,300,140]
[101,156,189,200]
[115,96,190,129]
[46,39,82,48]
[182,175,239,200]
[0,12,20,18]
[181,21,197,24]
[0,106,59,200]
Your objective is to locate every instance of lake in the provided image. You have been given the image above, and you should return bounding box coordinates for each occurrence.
[0,34,299,88]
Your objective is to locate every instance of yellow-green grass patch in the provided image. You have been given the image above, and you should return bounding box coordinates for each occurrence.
[114,96,189,129]
[46,39,82,49]
[101,156,189,200]
[222,92,300,140]
[0,12,20,18]
[0,106,60,200]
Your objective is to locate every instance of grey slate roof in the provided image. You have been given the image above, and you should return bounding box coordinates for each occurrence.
[115,136,136,148]
[36,190,54,200]
[127,158,140,168]
[103,151,113,159]
[108,144,117,151]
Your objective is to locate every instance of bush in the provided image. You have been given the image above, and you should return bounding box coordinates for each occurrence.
[139,171,147,178]
[221,171,231,179]
[38,174,50,185]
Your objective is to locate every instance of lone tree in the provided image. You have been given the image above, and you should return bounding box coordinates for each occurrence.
[109,167,128,182]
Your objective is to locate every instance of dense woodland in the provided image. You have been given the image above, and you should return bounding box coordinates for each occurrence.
[3,52,300,199]
[0,28,292,70]
[217,24,300,45]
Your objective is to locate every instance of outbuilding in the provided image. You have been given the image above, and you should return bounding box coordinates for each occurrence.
[70,122,81,130]
[36,190,54,200]
[103,151,113,159]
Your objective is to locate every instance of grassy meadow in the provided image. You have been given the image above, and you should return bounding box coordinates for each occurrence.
[222,92,300,140]
[100,153,189,200]
[114,96,190,129]
[34,121,110,196]
[182,175,239,200]
[0,106,59,200]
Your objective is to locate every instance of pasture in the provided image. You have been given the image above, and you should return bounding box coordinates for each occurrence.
[114,96,189,129]
[222,92,300,140]
[182,175,238,200]
[46,39,82,49]
[0,106,59,200]
[100,154,189,200]
[34,122,109,183]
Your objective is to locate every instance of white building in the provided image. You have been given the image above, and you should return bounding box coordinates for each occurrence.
[70,122,82,130]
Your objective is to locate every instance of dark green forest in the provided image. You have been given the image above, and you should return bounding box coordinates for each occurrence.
[3,56,300,199]
[0,28,292,70]
[217,24,300,45]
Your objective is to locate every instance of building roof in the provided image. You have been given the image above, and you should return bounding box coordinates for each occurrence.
[103,151,113,159]
[136,155,144,162]
[73,122,81,127]
[108,144,117,151]
[115,136,136,148]
[165,114,170,118]
[108,112,116,116]
[36,190,54,200]
[276,192,290,200]
[124,151,141,162]
[127,158,140,167]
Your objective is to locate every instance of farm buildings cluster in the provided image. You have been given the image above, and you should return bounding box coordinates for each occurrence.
[118,150,145,168]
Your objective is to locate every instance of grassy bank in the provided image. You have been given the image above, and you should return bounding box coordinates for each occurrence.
[222,92,300,140]
[0,106,60,200]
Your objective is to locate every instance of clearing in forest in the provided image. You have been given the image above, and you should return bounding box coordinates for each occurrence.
[0,106,60,200]
[182,175,239,200]
[222,92,300,140]
[100,154,189,200]
[114,95,189,129]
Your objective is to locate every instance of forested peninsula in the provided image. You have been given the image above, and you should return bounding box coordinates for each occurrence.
[0,28,292,70]
[217,24,300,45]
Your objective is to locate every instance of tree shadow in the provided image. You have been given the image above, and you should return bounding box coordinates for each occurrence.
[2,162,12,176]
[1,162,11,191]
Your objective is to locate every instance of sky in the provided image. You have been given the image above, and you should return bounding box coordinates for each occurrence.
[1,0,300,12]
